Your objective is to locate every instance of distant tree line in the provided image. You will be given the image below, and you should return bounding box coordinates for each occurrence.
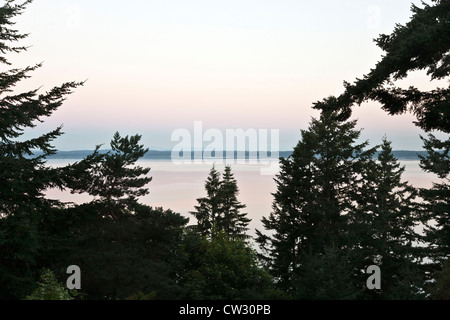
[0,0,448,300]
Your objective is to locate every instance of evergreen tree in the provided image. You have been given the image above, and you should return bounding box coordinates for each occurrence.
[0,209,41,299]
[256,109,376,296]
[217,165,250,240]
[26,269,75,300]
[67,132,151,221]
[0,0,83,217]
[60,132,190,299]
[429,261,450,299]
[418,134,450,268]
[309,0,449,299]
[190,165,222,238]
[180,230,281,300]
[191,165,250,239]
[353,137,425,299]
[291,247,360,300]
[64,204,188,300]
[0,0,84,299]
[313,0,450,133]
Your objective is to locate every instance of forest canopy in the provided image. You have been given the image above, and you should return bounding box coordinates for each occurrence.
[0,0,448,301]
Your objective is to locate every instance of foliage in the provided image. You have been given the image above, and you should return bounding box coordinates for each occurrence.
[0,0,83,218]
[190,165,222,238]
[292,247,360,300]
[351,137,425,299]
[313,0,450,133]
[419,134,450,264]
[1,0,449,301]
[25,269,73,300]
[66,132,152,222]
[60,201,188,300]
[256,110,376,295]
[180,231,282,300]
[429,262,450,300]
[191,165,250,240]
[125,291,158,300]
[0,210,40,299]
[217,166,251,240]
[0,0,86,299]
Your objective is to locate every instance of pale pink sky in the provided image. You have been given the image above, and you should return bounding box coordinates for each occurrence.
[12,0,446,151]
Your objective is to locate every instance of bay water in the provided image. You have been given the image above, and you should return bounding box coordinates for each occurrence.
[45,158,440,238]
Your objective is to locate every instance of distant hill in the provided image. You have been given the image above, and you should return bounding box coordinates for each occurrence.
[31,150,429,161]
[387,150,429,160]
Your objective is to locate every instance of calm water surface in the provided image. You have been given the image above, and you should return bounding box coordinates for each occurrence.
[45,159,441,238]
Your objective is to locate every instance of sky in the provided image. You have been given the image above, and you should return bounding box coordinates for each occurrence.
[10,0,447,151]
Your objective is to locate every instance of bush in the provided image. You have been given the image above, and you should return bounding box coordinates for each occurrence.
[26,269,73,300]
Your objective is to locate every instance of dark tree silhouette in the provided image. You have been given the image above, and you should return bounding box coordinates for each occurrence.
[0,0,84,299]
[314,0,450,133]
[191,165,250,240]
[256,110,376,297]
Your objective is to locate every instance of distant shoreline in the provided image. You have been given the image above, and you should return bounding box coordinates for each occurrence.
[32,150,429,161]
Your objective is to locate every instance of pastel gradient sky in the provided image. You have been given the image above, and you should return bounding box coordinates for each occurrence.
[12,0,446,150]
